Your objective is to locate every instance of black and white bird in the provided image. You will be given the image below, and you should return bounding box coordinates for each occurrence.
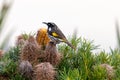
[43,22,75,49]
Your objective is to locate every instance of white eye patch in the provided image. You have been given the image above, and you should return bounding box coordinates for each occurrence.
[48,27,51,31]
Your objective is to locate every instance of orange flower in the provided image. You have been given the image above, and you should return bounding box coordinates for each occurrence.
[36,28,50,48]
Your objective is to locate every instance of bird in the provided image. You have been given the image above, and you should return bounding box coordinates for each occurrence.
[43,22,75,49]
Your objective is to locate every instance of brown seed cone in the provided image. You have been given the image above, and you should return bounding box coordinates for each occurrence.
[36,28,50,50]
[34,62,56,80]
[19,60,33,79]
[0,75,9,80]
[100,64,115,80]
[20,36,41,66]
[0,50,4,58]
[16,35,27,51]
[41,41,62,66]
[16,35,25,45]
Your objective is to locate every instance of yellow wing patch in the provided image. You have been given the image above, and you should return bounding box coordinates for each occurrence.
[52,32,58,37]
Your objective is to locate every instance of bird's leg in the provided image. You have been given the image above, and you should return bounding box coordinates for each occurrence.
[49,41,56,45]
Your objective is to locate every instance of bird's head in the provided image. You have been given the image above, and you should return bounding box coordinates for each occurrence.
[43,22,56,28]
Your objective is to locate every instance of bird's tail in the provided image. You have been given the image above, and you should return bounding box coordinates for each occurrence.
[65,41,76,50]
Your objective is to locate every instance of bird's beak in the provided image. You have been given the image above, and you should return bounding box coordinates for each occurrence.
[42,22,48,25]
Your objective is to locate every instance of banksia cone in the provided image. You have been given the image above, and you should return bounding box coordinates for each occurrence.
[0,75,9,80]
[34,62,56,80]
[100,64,114,80]
[20,36,40,66]
[16,35,25,45]
[16,33,34,47]
[41,41,62,66]
[36,28,50,49]
[19,61,33,79]
[0,50,4,58]
[16,35,26,50]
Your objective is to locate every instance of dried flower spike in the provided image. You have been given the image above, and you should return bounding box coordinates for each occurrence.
[19,60,33,79]
[0,50,4,58]
[34,62,56,80]
[20,36,40,66]
[0,75,9,80]
[16,35,26,49]
[100,64,114,80]
[42,41,62,66]
[16,33,34,47]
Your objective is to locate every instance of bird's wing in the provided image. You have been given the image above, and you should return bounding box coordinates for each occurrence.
[52,27,67,41]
